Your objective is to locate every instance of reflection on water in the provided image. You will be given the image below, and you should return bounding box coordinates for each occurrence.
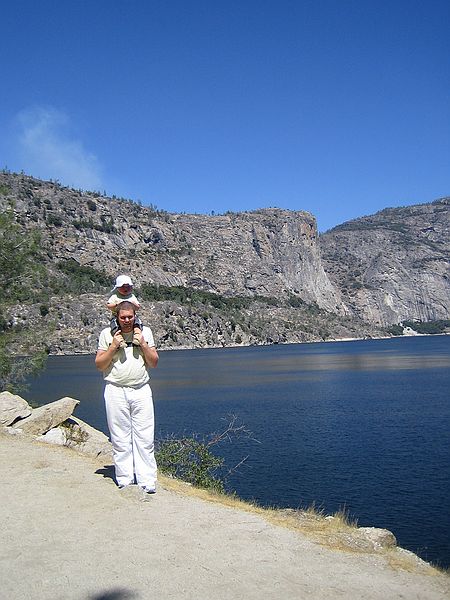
[152,336,450,391]
[25,335,450,568]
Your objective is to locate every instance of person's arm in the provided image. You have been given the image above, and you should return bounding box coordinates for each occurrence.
[95,331,123,371]
[130,294,141,309]
[106,294,119,312]
[134,330,158,368]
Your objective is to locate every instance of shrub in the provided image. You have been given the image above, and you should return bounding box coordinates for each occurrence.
[403,320,450,335]
[139,283,276,312]
[39,304,49,317]
[54,260,111,294]
[156,416,255,493]
[46,214,63,227]
[386,324,403,336]
[156,436,225,492]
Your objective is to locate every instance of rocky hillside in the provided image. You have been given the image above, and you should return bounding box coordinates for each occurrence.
[320,201,450,326]
[1,171,448,353]
[0,172,342,310]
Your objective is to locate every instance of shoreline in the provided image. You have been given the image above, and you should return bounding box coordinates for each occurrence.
[46,331,449,356]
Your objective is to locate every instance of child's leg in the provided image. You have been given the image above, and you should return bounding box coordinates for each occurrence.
[110,316,126,349]
[132,316,144,345]
[110,317,119,335]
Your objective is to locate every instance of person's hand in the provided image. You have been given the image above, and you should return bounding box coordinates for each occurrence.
[133,330,145,346]
[112,331,125,350]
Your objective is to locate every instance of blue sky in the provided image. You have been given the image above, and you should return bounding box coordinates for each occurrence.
[1,1,449,231]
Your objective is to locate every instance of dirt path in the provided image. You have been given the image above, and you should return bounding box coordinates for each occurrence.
[1,433,448,600]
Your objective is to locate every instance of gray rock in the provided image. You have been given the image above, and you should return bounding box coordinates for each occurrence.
[12,397,80,435]
[1,172,448,351]
[37,416,112,459]
[321,199,450,326]
[355,527,397,549]
[62,416,112,458]
[37,427,66,445]
[0,391,32,426]
[334,527,397,553]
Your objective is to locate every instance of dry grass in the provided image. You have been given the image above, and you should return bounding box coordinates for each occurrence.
[158,473,446,577]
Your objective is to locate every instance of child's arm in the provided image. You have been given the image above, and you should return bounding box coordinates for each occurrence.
[107,294,119,312]
[129,294,141,309]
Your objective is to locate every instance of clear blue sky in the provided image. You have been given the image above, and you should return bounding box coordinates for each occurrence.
[1,1,449,231]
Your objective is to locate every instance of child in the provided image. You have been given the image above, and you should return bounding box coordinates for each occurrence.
[107,275,143,348]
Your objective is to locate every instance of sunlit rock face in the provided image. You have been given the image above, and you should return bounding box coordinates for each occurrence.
[0,172,342,311]
[1,172,448,353]
[320,199,450,326]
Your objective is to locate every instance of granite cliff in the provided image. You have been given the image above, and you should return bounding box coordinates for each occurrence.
[0,171,448,353]
[320,200,450,326]
[1,172,342,309]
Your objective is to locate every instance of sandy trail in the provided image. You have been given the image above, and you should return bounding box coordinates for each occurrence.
[1,433,448,600]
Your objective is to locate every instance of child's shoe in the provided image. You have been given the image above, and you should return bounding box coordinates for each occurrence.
[119,340,127,349]
[132,334,141,346]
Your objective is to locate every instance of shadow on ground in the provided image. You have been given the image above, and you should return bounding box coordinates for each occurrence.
[95,465,115,483]
[88,588,139,599]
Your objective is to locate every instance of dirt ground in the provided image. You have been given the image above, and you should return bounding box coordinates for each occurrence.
[1,433,449,600]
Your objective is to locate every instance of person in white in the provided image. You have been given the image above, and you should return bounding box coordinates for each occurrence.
[107,274,143,347]
[95,301,159,493]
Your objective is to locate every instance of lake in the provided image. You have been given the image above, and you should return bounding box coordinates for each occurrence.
[24,335,450,568]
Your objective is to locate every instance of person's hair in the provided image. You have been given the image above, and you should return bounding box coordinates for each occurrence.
[117,301,136,315]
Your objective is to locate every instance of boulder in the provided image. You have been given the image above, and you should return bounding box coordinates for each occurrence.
[37,427,66,445]
[65,417,112,458]
[333,527,397,553]
[38,416,112,459]
[0,391,32,426]
[356,527,397,549]
[13,397,79,435]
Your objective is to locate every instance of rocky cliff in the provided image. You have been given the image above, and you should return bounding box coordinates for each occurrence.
[320,200,450,326]
[1,171,449,352]
[0,172,342,310]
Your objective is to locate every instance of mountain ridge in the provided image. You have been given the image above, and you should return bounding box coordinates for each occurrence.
[1,171,448,352]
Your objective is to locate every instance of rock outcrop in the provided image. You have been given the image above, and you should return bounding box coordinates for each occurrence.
[0,172,342,310]
[0,391,32,425]
[320,200,450,326]
[38,416,112,458]
[1,171,449,349]
[12,396,80,435]
[1,392,112,458]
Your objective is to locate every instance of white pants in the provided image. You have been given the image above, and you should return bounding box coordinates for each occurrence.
[104,382,157,488]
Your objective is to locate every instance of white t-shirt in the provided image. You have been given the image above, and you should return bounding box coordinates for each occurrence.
[107,292,140,312]
[97,326,155,387]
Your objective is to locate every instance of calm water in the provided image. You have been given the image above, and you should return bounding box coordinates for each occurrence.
[25,336,450,568]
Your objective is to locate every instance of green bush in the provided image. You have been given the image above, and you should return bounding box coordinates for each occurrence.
[139,283,278,312]
[156,416,255,493]
[156,436,225,493]
[0,205,45,303]
[403,320,450,335]
[46,214,63,227]
[39,304,49,317]
[386,324,403,336]
[54,260,110,294]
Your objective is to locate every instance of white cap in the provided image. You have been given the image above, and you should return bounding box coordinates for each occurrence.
[113,275,133,290]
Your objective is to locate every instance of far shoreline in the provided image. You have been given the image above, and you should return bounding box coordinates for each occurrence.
[46,331,450,357]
